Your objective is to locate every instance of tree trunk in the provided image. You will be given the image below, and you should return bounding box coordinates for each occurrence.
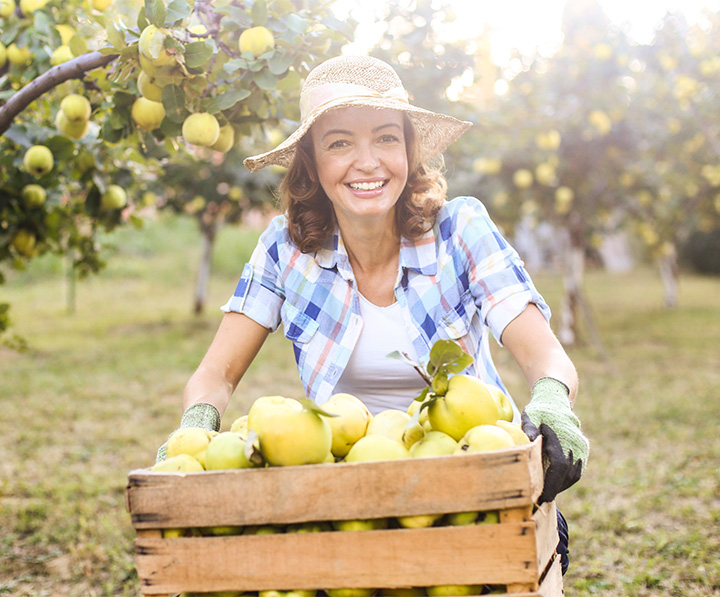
[557,213,613,365]
[657,243,679,309]
[193,220,218,315]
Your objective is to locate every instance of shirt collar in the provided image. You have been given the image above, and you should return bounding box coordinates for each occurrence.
[314,224,438,277]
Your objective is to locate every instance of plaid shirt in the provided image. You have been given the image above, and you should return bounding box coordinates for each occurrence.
[222,196,550,409]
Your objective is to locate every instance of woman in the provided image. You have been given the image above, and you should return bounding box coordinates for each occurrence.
[160,55,587,572]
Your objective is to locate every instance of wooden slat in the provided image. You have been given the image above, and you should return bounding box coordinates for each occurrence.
[134,523,544,595]
[127,439,543,530]
[538,555,564,597]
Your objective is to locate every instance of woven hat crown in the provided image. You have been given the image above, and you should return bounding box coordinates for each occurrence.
[302,55,403,97]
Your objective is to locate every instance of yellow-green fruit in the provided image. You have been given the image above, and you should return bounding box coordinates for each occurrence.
[324,590,376,597]
[151,453,204,473]
[138,24,174,66]
[331,518,388,532]
[23,145,54,177]
[408,430,457,458]
[61,94,91,122]
[379,589,425,597]
[494,420,530,445]
[210,124,235,153]
[182,112,220,147]
[19,0,45,15]
[229,414,248,439]
[137,70,163,102]
[0,0,15,18]
[55,24,75,45]
[250,398,332,466]
[344,434,410,462]
[407,398,432,431]
[0,42,6,69]
[478,510,500,524]
[7,43,32,66]
[138,54,157,77]
[364,408,424,449]
[51,45,73,65]
[55,111,89,139]
[321,392,372,458]
[11,229,36,256]
[166,427,212,468]
[396,513,442,529]
[445,511,480,526]
[238,26,275,57]
[426,586,482,597]
[91,0,112,9]
[454,424,515,455]
[131,97,165,131]
[487,384,513,422]
[427,375,500,441]
[101,184,127,210]
[21,184,46,207]
[204,432,252,470]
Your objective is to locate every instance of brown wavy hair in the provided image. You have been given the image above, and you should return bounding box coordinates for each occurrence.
[279,113,448,253]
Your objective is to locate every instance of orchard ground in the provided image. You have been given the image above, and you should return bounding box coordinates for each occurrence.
[0,213,718,596]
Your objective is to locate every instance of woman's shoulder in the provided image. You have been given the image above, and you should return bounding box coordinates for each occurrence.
[435,196,493,236]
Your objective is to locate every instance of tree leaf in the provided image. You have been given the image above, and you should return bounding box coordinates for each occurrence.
[145,0,166,28]
[184,40,213,68]
[253,68,277,91]
[105,23,125,51]
[299,398,338,418]
[161,85,187,122]
[250,0,268,25]
[165,0,191,24]
[268,52,293,76]
[204,88,251,113]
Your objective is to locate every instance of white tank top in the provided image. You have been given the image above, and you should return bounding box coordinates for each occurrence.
[333,293,428,415]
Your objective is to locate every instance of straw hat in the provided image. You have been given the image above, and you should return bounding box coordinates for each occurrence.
[243,54,472,172]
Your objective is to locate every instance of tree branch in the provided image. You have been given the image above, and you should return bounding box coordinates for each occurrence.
[0,51,119,136]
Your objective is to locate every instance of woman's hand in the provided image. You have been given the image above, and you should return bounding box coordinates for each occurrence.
[521,377,589,504]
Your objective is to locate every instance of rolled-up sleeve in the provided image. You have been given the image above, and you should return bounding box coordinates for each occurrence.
[450,197,551,345]
[221,217,286,332]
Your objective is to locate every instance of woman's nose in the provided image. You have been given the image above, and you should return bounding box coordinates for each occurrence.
[353,142,380,171]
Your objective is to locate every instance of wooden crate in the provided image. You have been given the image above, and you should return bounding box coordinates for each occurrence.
[126,438,562,597]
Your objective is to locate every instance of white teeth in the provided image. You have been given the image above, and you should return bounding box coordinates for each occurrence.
[349,181,384,191]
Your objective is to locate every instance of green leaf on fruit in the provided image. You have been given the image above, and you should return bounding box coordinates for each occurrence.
[427,339,473,377]
[106,23,125,51]
[250,0,268,25]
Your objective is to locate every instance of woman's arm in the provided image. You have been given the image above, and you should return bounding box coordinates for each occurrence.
[500,303,578,404]
[182,312,271,415]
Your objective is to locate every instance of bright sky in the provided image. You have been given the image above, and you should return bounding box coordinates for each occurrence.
[334,0,720,64]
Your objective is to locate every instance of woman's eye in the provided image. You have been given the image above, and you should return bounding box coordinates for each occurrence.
[379,134,401,143]
[328,139,348,149]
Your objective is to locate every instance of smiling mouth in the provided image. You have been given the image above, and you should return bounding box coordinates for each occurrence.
[348,180,386,191]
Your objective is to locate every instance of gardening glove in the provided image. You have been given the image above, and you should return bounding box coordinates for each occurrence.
[521,377,589,505]
[156,402,221,462]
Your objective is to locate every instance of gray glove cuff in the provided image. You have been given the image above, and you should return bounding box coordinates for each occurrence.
[179,402,221,432]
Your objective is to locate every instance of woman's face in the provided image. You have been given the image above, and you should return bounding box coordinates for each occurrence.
[310,106,408,231]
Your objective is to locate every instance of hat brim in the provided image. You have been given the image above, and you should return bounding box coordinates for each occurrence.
[243,99,472,172]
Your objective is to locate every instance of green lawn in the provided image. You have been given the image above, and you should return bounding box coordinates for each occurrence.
[1,213,718,596]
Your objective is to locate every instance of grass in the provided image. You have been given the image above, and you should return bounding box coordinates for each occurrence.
[1,213,719,596]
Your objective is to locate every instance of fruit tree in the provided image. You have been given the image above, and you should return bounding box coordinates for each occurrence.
[0,0,354,340]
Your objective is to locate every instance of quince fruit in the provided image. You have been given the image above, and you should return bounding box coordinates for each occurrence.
[23,145,54,177]
[55,111,89,139]
[454,424,514,454]
[427,375,500,441]
[344,434,410,462]
[204,431,252,470]
[7,43,32,66]
[61,94,91,122]
[495,420,530,445]
[182,112,220,147]
[138,24,175,66]
[211,124,235,153]
[365,409,424,449]
[166,427,212,468]
[21,184,46,207]
[131,97,165,131]
[11,229,36,256]
[151,453,204,472]
[137,70,163,102]
[101,185,127,210]
[238,26,275,57]
[0,0,14,18]
[408,430,457,458]
[321,392,372,458]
